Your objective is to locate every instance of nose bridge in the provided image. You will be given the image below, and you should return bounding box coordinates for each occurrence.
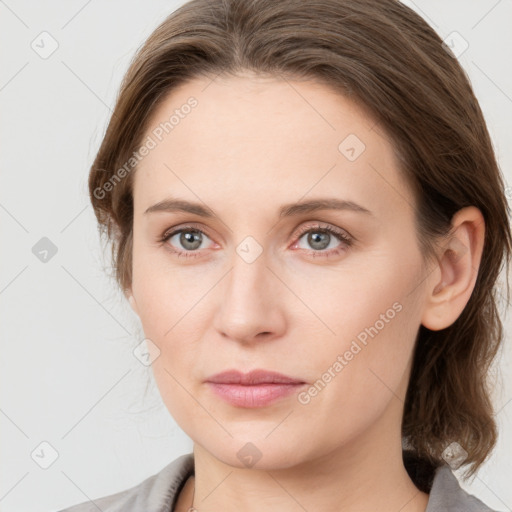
[214,238,285,342]
[225,242,271,315]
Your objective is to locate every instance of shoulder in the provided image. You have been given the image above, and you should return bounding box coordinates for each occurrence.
[403,450,500,511]
[56,452,194,512]
[427,465,500,512]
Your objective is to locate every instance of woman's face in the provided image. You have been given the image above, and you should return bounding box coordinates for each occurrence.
[128,73,430,469]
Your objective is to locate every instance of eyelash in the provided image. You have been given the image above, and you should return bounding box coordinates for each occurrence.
[159,222,353,259]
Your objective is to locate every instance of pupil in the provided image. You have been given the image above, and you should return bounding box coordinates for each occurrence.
[309,232,329,250]
[181,230,201,250]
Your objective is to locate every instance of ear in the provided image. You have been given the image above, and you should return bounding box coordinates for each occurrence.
[421,206,485,331]
[124,288,139,316]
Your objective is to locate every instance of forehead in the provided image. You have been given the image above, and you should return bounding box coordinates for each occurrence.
[133,74,413,220]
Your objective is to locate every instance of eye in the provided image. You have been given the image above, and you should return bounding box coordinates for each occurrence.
[292,223,353,257]
[160,225,215,258]
[159,222,353,259]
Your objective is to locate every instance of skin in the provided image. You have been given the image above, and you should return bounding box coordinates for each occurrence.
[126,72,485,512]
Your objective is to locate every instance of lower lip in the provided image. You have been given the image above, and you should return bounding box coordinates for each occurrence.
[206,382,306,408]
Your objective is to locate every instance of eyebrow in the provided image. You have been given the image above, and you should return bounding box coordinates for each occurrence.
[144,197,373,218]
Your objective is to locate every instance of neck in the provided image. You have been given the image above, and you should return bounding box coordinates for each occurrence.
[177,404,429,512]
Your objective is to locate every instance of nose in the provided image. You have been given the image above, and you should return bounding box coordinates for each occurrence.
[212,247,287,345]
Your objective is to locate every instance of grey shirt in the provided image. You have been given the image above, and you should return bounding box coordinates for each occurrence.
[57,452,499,511]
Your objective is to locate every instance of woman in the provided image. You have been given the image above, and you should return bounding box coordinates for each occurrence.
[59,0,511,510]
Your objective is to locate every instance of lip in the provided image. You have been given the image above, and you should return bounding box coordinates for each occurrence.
[205,369,306,385]
[205,369,307,408]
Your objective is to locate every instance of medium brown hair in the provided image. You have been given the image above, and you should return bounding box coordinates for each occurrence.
[89,0,511,477]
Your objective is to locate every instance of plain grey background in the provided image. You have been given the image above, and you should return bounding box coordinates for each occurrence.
[1,1,511,511]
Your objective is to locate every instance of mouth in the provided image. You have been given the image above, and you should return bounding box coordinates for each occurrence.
[205,369,307,408]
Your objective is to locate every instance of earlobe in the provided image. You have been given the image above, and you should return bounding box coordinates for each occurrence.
[126,291,139,315]
[421,206,485,331]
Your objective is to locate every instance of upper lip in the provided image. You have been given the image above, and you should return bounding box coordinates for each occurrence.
[205,369,306,385]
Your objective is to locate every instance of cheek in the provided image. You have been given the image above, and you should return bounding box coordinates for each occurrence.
[296,256,423,441]
[305,304,418,451]
[132,267,207,429]
[287,247,420,353]
[130,248,214,399]
[131,243,213,336]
